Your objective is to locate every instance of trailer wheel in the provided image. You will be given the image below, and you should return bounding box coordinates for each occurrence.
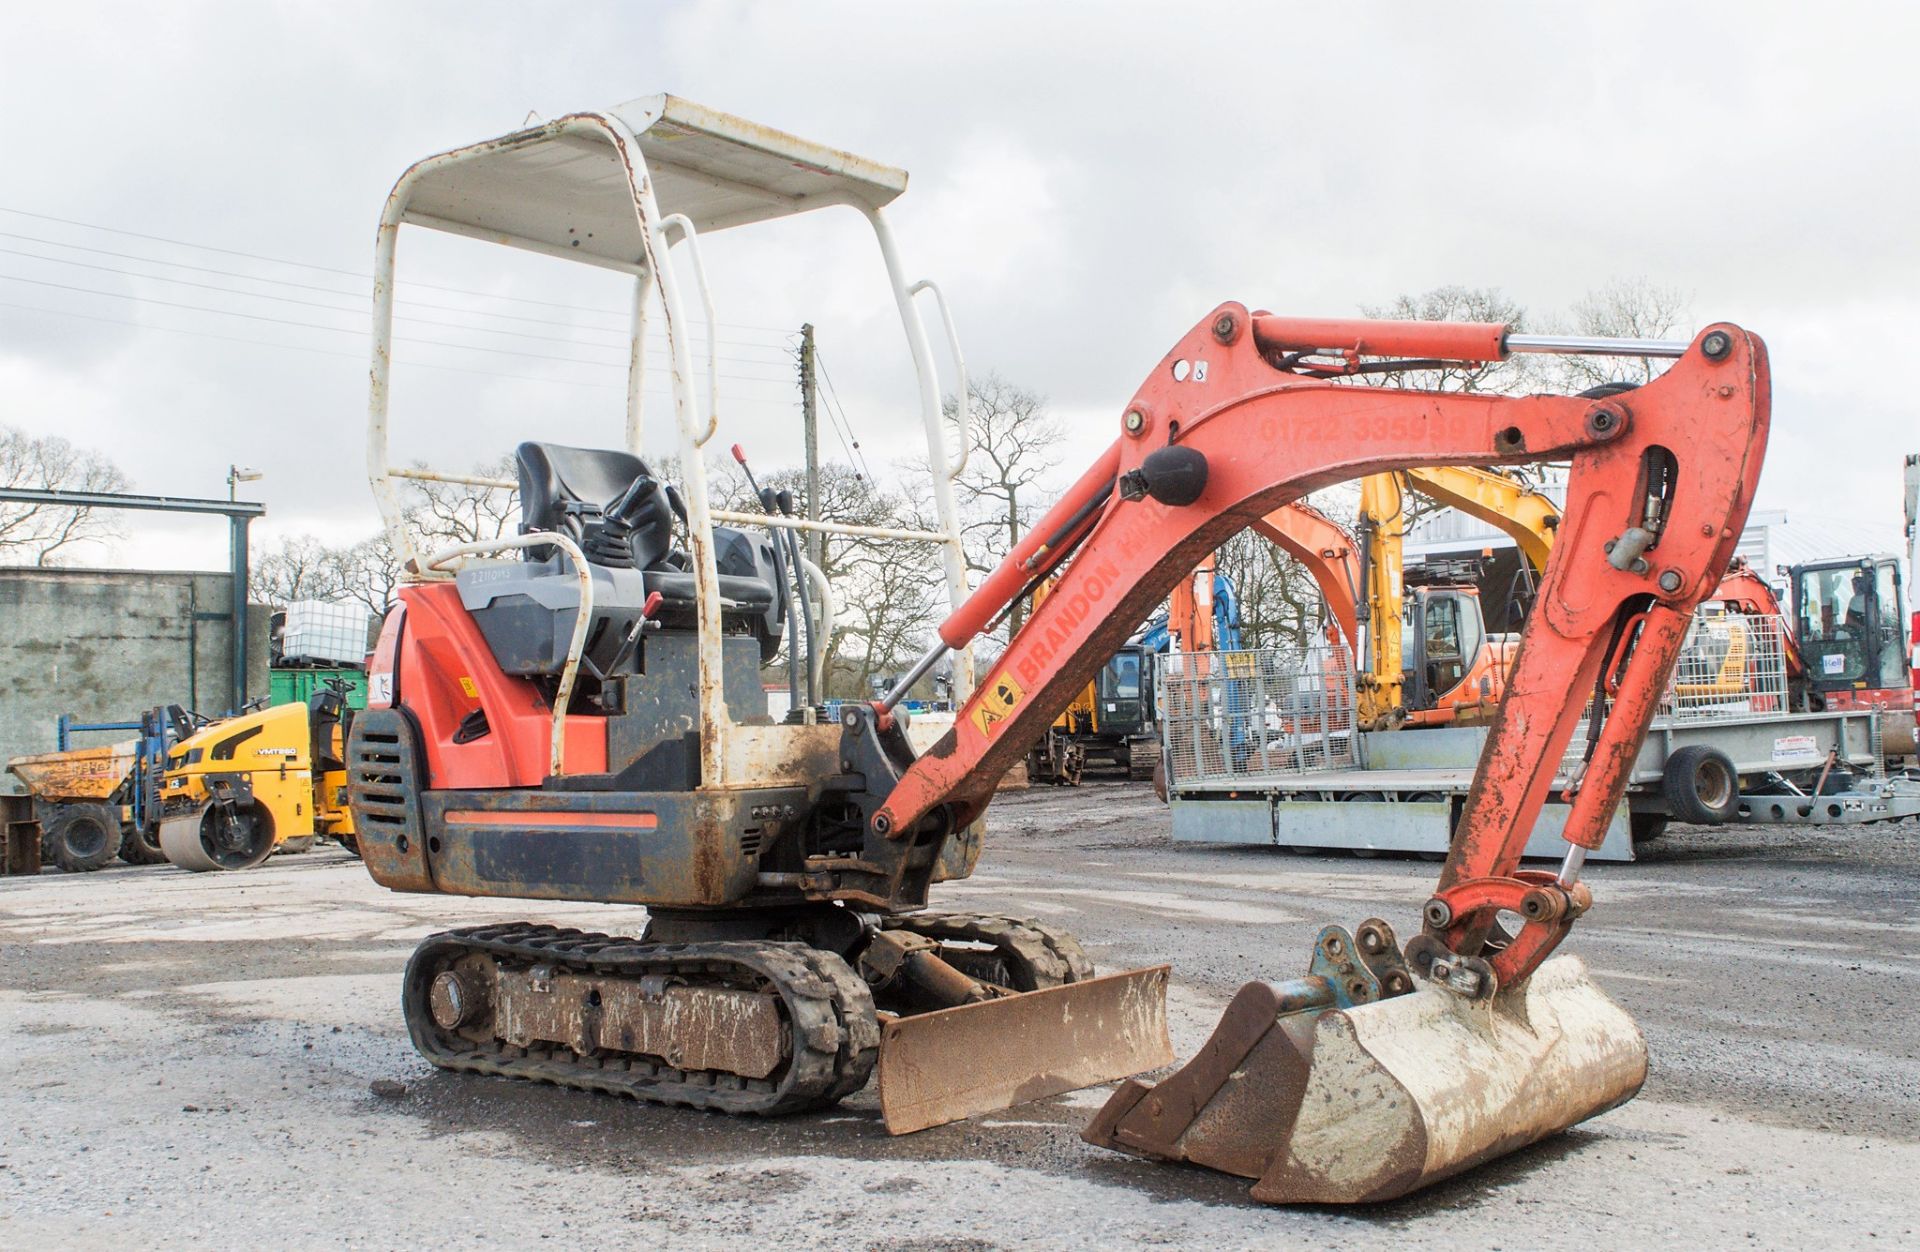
[1630,814,1670,844]
[43,802,122,872]
[119,821,167,865]
[1661,746,1739,825]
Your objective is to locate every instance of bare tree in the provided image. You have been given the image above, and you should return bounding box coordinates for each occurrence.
[335,532,407,618]
[1213,526,1335,652]
[251,456,518,617]
[711,456,942,698]
[0,425,133,565]
[252,534,348,606]
[404,455,519,547]
[1541,276,1690,391]
[942,373,1063,635]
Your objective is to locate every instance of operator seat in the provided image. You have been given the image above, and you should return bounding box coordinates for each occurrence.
[451,443,785,678]
[513,441,777,618]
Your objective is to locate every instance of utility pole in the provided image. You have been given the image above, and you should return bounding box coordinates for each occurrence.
[799,323,822,570]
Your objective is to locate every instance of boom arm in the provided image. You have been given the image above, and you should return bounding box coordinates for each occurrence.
[1404,464,1561,572]
[851,305,1768,991]
[1251,500,1360,645]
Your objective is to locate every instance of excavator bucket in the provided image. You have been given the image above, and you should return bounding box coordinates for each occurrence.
[1084,949,1646,1204]
[878,964,1174,1135]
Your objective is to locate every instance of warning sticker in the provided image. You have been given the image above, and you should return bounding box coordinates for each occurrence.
[970,671,1025,738]
[458,676,480,698]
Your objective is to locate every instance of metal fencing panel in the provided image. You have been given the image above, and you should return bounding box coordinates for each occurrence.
[1561,609,1796,776]
[1159,644,1355,785]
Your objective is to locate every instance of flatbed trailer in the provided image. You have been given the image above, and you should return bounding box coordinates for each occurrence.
[1161,641,1896,860]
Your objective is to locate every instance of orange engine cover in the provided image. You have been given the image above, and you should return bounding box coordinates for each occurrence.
[391,582,607,788]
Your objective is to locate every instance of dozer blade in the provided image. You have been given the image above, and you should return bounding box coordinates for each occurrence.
[1084,955,1646,1204]
[878,964,1173,1135]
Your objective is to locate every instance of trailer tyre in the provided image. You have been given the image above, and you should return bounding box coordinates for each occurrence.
[43,802,123,872]
[1662,746,1739,825]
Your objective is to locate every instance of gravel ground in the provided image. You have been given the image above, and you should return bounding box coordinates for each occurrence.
[2,781,1915,1249]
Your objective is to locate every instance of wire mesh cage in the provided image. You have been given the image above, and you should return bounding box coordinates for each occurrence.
[1561,609,1795,776]
[1159,644,1356,785]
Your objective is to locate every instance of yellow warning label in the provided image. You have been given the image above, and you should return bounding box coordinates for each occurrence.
[970,671,1025,738]
[458,676,479,698]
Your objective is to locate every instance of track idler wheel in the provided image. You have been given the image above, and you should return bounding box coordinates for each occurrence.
[160,800,276,872]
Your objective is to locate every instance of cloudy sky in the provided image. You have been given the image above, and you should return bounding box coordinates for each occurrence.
[3,2,1915,571]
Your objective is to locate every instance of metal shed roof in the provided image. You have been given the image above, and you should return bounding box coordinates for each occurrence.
[396,93,910,265]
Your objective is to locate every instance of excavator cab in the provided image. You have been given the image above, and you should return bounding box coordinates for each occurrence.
[1400,563,1509,726]
[1791,555,1915,755]
[1093,646,1153,739]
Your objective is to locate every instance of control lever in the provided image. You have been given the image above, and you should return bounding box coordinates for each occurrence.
[732,444,803,709]
[601,590,665,680]
[771,488,819,707]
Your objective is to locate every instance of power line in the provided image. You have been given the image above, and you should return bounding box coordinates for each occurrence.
[813,349,878,484]
[0,238,797,363]
[0,203,799,333]
[0,270,794,384]
[0,298,811,406]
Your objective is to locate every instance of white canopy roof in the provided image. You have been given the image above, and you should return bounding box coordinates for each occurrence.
[393,93,909,267]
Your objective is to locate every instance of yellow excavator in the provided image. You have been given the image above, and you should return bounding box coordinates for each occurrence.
[158,686,358,871]
[1355,465,1560,729]
[1354,465,1762,726]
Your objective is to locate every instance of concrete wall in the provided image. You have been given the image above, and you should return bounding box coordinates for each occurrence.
[0,568,270,793]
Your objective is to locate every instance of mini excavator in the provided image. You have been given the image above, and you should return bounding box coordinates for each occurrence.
[347,97,1768,1206]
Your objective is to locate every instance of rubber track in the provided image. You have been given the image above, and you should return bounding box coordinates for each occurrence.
[403,923,879,1116]
[884,912,1096,989]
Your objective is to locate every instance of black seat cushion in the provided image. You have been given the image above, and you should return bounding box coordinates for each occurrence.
[642,570,778,612]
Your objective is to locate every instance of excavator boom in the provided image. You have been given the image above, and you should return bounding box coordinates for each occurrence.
[844,305,1768,1202]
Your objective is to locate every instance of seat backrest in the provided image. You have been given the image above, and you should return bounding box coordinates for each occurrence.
[516,441,648,535]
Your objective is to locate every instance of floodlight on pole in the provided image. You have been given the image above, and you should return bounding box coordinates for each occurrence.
[227,465,263,501]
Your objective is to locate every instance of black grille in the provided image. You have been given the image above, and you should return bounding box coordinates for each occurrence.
[346,709,426,848]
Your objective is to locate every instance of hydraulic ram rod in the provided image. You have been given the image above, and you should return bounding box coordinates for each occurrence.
[1251,315,1690,364]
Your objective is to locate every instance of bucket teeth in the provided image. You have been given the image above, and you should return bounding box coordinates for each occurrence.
[1085,955,1648,1205]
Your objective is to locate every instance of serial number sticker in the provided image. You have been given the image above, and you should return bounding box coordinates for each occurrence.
[1772,734,1818,762]
[970,671,1025,738]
